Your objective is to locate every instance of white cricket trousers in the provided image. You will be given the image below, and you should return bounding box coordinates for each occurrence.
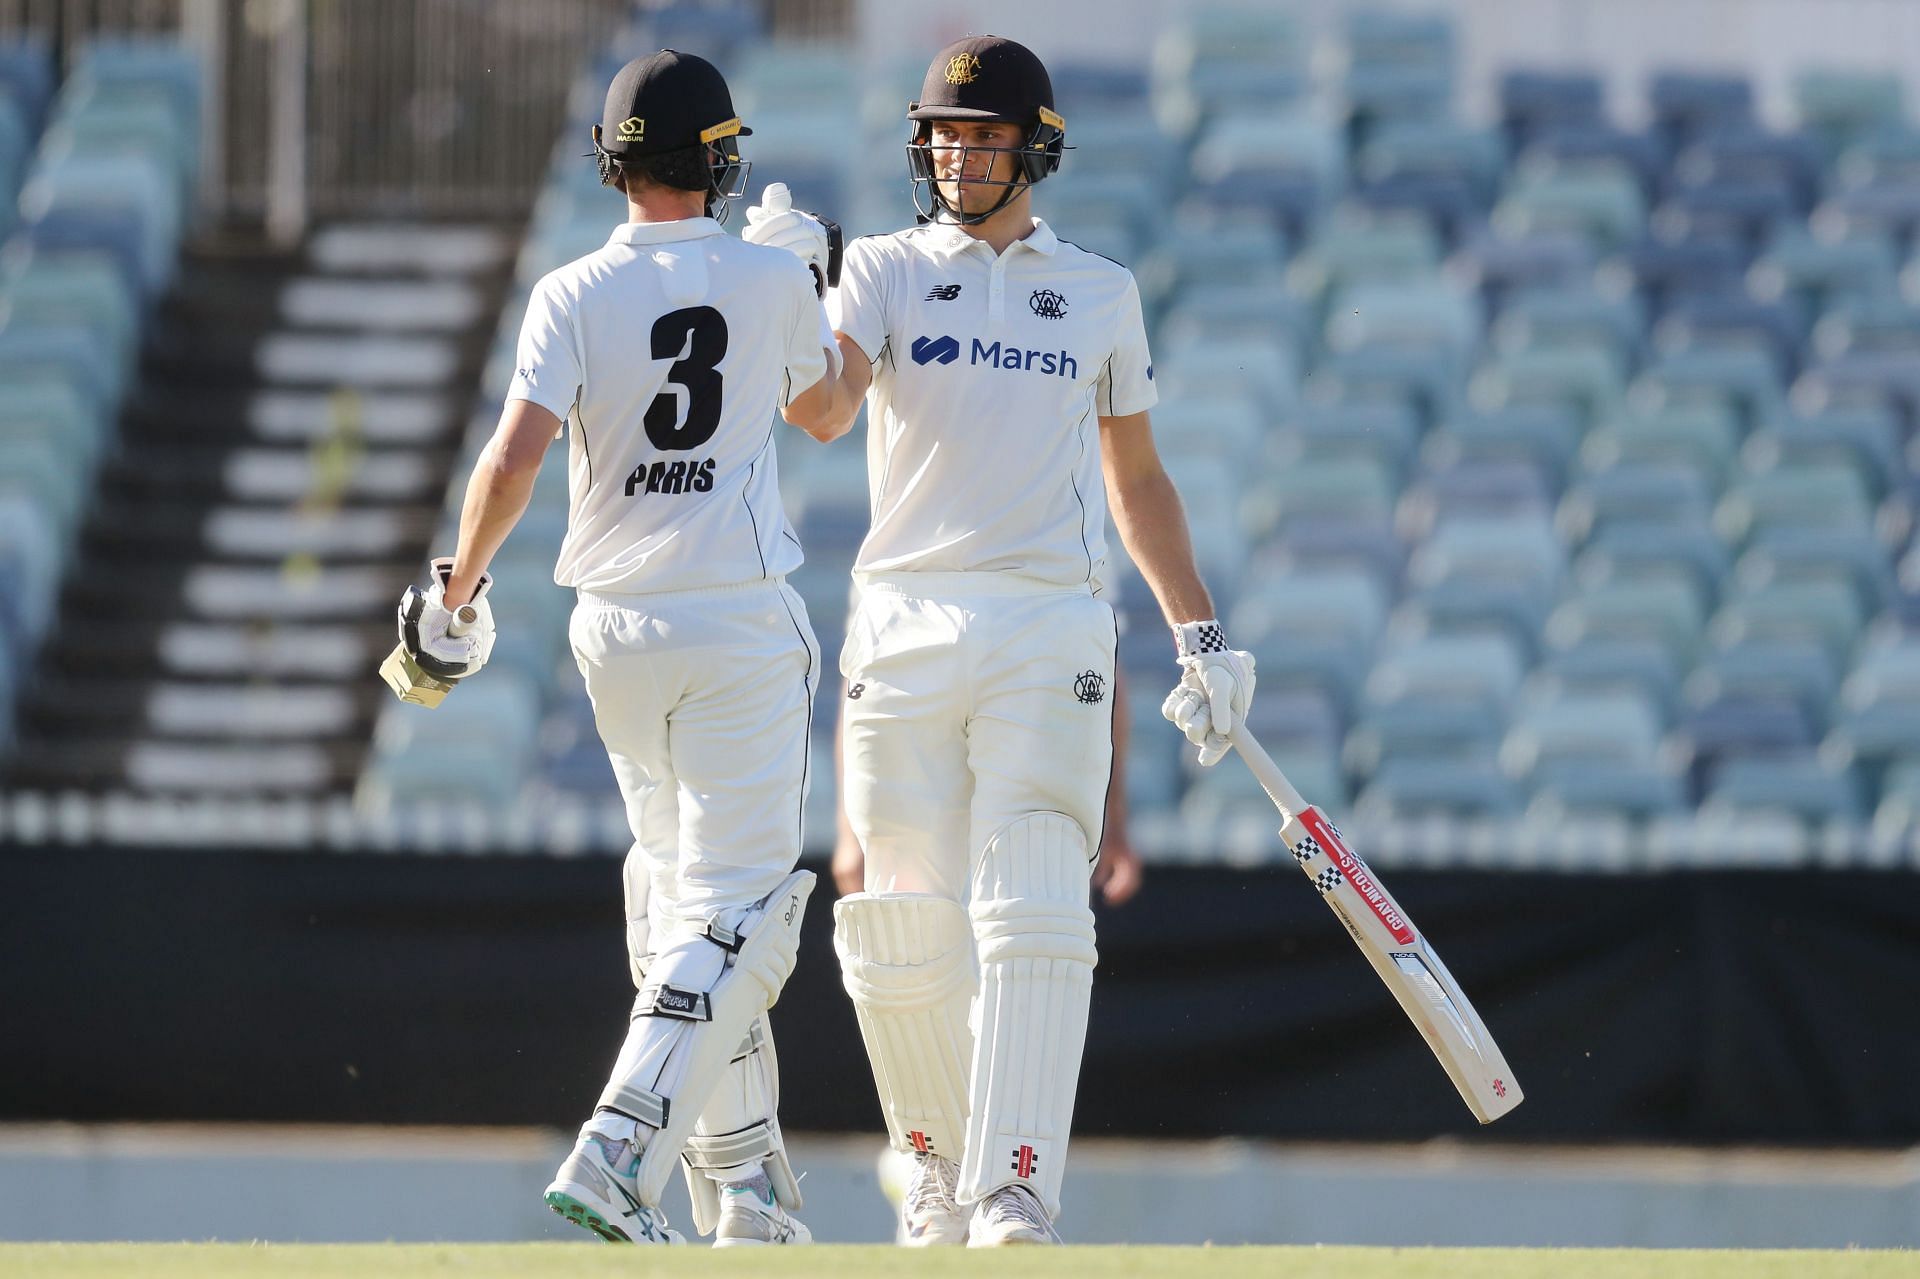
[838,572,1117,904]
[570,579,820,941]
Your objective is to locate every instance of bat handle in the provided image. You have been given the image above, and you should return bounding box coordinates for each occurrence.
[447,604,479,639]
[1230,727,1310,822]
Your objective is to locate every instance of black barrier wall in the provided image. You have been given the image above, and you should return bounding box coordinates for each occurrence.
[2,844,1916,1144]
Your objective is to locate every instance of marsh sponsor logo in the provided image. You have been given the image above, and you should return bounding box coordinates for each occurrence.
[911,334,1080,378]
[911,334,960,365]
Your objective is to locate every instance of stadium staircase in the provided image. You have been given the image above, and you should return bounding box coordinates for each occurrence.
[7,225,512,795]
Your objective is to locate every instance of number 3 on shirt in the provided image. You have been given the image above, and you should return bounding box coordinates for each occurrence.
[644,305,727,451]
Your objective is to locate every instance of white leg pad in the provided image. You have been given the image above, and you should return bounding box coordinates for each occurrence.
[958,812,1097,1219]
[833,892,976,1161]
[677,1014,803,1236]
[594,869,815,1209]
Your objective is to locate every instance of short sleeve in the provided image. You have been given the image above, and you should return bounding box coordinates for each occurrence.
[827,237,889,364]
[777,258,830,407]
[505,276,582,423]
[1097,276,1158,417]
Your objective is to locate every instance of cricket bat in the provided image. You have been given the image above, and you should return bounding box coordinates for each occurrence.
[378,605,478,709]
[1233,727,1523,1123]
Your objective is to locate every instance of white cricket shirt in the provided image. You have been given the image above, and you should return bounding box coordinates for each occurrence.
[828,217,1157,587]
[508,217,829,595]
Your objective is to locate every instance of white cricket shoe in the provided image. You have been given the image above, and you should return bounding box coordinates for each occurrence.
[967,1182,1060,1246]
[899,1151,968,1246]
[713,1174,813,1247]
[544,1115,681,1244]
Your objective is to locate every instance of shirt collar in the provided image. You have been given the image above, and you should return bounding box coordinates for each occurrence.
[608,217,726,246]
[926,216,1059,258]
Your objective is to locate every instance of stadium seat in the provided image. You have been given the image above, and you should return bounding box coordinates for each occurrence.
[1687,640,1838,732]
[1576,523,1732,608]
[1365,633,1529,717]
[1354,756,1523,820]
[1579,403,1742,488]
[1267,401,1421,482]
[1649,72,1755,147]
[1341,698,1504,777]
[1545,575,1708,665]
[1493,163,1646,250]
[1492,287,1645,365]
[1703,754,1866,827]
[1499,70,1606,144]
[1527,759,1689,820]
[1423,406,1583,490]
[1531,638,1684,723]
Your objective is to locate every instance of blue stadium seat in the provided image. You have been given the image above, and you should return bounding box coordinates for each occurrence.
[1795,70,1905,154]
[1503,690,1666,772]
[1324,280,1481,363]
[1739,526,1895,613]
[1533,638,1684,723]
[1716,462,1876,540]
[1709,578,1867,665]
[1230,566,1390,653]
[1522,125,1668,195]
[1355,757,1523,820]
[1750,227,1901,312]
[1841,638,1920,709]
[1528,759,1690,820]
[1703,754,1865,825]
[1673,694,1816,787]
[1654,178,1798,250]
[1472,345,1627,429]
[1410,512,1566,594]
[1688,640,1838,732]
[0,39,54,134]
[1674,129,1825,210]
[1258,516,1407,591]
[1309,344,1459,429]
[1492,287,1646,364]
[1452,227,1595,305]
[1494,162,1646,250]
[1424,406,1584,490]
[1342,699,1504,777]
[1649,72,1755,147]
[1365,632,1529,718]
[1598,236,1748,309]
[1635,347,1785,434]
[1651,294,1806,375]
[1577,522,1732,608]
[1546,575,1708,665]
[1579,404,1742,488]
[1559,464,1719,542]
[1499,70,1606,144]
[1398,577,1554,659]
[1268,400,1421,482]
[1357,121,1505,204]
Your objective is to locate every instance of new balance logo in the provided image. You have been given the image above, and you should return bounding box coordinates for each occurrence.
[1010,1144,1038,1179]
[911,334,960,365]
[925,283,962,301]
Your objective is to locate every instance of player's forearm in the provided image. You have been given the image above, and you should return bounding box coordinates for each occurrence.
[445,441,540,606]
[784,333,870,441]
[1109,468,1215,625]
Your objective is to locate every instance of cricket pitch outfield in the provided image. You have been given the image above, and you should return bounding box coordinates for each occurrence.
[1,1245,1913,1277]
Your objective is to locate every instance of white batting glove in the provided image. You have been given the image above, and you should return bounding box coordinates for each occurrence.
[396,556,497,682]
[743,182,833,296]
[1161,620,1256,767]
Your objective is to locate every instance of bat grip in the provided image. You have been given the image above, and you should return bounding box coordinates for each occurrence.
[447,605,479,639]
[1230,727,1310,823]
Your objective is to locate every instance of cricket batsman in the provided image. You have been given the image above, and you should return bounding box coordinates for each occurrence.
[390,49,861,1246]
[774,34,1256,1245]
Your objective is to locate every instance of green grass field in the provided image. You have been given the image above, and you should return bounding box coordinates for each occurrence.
[1,1245,1913,1278]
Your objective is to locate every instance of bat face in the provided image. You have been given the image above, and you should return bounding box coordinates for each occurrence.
[1284,804,1523,1124]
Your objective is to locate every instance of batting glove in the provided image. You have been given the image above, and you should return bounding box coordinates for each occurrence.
[1162,620,1256,767]
[397,556,497,682]
[743,182,842,297]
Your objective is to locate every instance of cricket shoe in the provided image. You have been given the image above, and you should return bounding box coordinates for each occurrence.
[544,1114,681,1244]
[898,1151,967,1246]
[967,1182,1060,1247]
[713,1173,813,1247]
